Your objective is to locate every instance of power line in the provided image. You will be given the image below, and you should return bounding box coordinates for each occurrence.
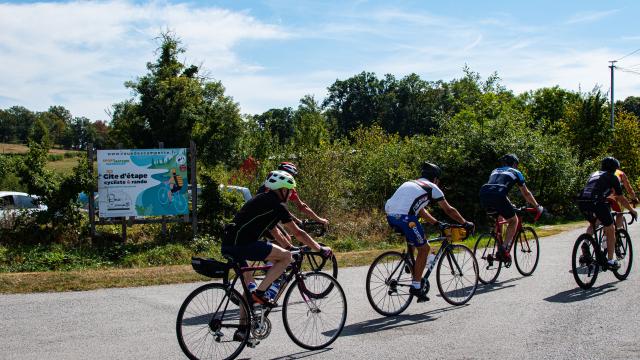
[615,47,640,61]
[617,67,640,76]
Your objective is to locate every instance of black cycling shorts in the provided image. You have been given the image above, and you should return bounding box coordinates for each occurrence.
[578,201,613,227]
[221,241,273,262]
[479,193,516,219]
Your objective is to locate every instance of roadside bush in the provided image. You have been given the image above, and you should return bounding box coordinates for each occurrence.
[121,243,192,267]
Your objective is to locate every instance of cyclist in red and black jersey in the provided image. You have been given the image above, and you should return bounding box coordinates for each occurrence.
[221,170,330,306]
[577,157,637,269]
[256,162,328,248]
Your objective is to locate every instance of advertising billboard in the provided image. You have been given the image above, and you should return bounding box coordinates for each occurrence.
[97,149,188,218]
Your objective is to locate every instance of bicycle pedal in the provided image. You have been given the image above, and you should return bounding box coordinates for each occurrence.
[247,339,261,348]
[504,261,512,268]
[416,295,430,303]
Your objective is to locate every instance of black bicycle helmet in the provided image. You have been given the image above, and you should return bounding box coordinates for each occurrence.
[500,154,519,167]
[600,156,620,173]
[421,162,442,181]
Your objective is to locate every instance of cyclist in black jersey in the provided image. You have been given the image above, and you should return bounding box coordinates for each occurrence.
[221,170,330,306]
[256,162,328,249]
[479,154,543,262]
[577,157,637,269]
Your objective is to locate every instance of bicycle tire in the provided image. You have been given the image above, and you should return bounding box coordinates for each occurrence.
[571,234,599,289]
[612,229,633,281]
[436,244,478,306]
[282,272,347,350]
[365,251,414,316]
[176,283,249,360]
[513,226,540,276]
[474,233,501,284]
[304,243,338,279]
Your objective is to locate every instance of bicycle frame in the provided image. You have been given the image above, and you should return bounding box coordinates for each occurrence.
[492,207,539,252]
[386,231,466,289]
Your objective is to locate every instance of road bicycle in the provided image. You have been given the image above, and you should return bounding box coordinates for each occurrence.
[474,207,542,284]
[571,211,634,289]
[176,247,347,360]
[365,223,478,317]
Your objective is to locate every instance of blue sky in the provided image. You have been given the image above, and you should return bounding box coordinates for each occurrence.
[1,0,639,120]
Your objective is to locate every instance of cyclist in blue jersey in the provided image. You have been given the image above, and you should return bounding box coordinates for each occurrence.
[479,154,543,262]
[385,162,474,302]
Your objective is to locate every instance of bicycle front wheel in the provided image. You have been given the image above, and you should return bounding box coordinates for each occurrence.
[571,234,599,289]
[176,283,249,360]
[304,250,338,278]
[365,251,413,316]
[437,244,478,305]
[513,226,540,276]
[612,229,633,281]
[282,272,347,350]
[474,233,501,284]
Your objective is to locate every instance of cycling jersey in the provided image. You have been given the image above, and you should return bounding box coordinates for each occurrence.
[578,171,622,201]
[384,178,445,216]
[479,167,525,197]
[222,191,293,247]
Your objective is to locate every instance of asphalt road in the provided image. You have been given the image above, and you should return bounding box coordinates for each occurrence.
[2,223,639,360]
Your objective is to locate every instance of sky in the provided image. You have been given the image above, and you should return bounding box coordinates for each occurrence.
[1,0,639,121]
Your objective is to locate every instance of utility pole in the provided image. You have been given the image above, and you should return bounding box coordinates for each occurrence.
[609,60,617,129]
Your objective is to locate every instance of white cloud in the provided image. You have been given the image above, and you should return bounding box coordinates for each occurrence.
[566,9,619,24]
[0,0,290,120]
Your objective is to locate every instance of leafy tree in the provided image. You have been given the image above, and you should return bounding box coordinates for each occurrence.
[520,86,580,133]
[0,106,36,143]
[28,118,51,149]
[610,111,640,185]
[111,32,242,167]
[562,89,612,162]
[291,95,329,149]
[253,107,295,145]
[617,96,640,119]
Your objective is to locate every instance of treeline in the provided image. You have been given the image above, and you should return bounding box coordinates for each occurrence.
[3,32,640,245]
[0,105,110,150]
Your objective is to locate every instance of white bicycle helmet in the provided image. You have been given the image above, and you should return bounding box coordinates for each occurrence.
[265,170,296,190]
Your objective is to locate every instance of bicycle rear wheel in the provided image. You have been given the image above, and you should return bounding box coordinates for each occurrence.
[612,229,633,281]
[282,272,347,350]
[513,226,540,276]
[571,234,599,289]
[473,233,501,284]
[365,251,413,316]
[176,283,249,360]
[436,244,478,306]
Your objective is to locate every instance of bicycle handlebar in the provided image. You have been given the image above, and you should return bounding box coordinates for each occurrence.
[613,211,636,225]
[514,206,542,222]
[300,219,327,236]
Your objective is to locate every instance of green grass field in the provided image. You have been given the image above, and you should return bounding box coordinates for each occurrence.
[1,143,85,175]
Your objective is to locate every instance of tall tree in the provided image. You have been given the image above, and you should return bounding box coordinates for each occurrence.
[111,32,242,166]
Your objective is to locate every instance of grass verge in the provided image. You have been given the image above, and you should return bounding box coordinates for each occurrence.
[0,220,588,294]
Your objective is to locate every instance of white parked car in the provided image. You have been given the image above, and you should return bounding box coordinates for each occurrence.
[0,191,48,224]
[218,185,252,203]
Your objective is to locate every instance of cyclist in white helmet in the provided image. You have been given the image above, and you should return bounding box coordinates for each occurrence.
[221,170,330,306]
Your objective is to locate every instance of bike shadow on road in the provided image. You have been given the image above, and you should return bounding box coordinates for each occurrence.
[266,348,332,360]
[472,276,523,297]
[543,283,617,303]
[338,304,468,337]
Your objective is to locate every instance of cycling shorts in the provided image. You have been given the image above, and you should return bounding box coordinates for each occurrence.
[578,200,613,227]
[479,193,515,219]
[221,241,273,262]
[171,183,183,194]
[386,214,427,247]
